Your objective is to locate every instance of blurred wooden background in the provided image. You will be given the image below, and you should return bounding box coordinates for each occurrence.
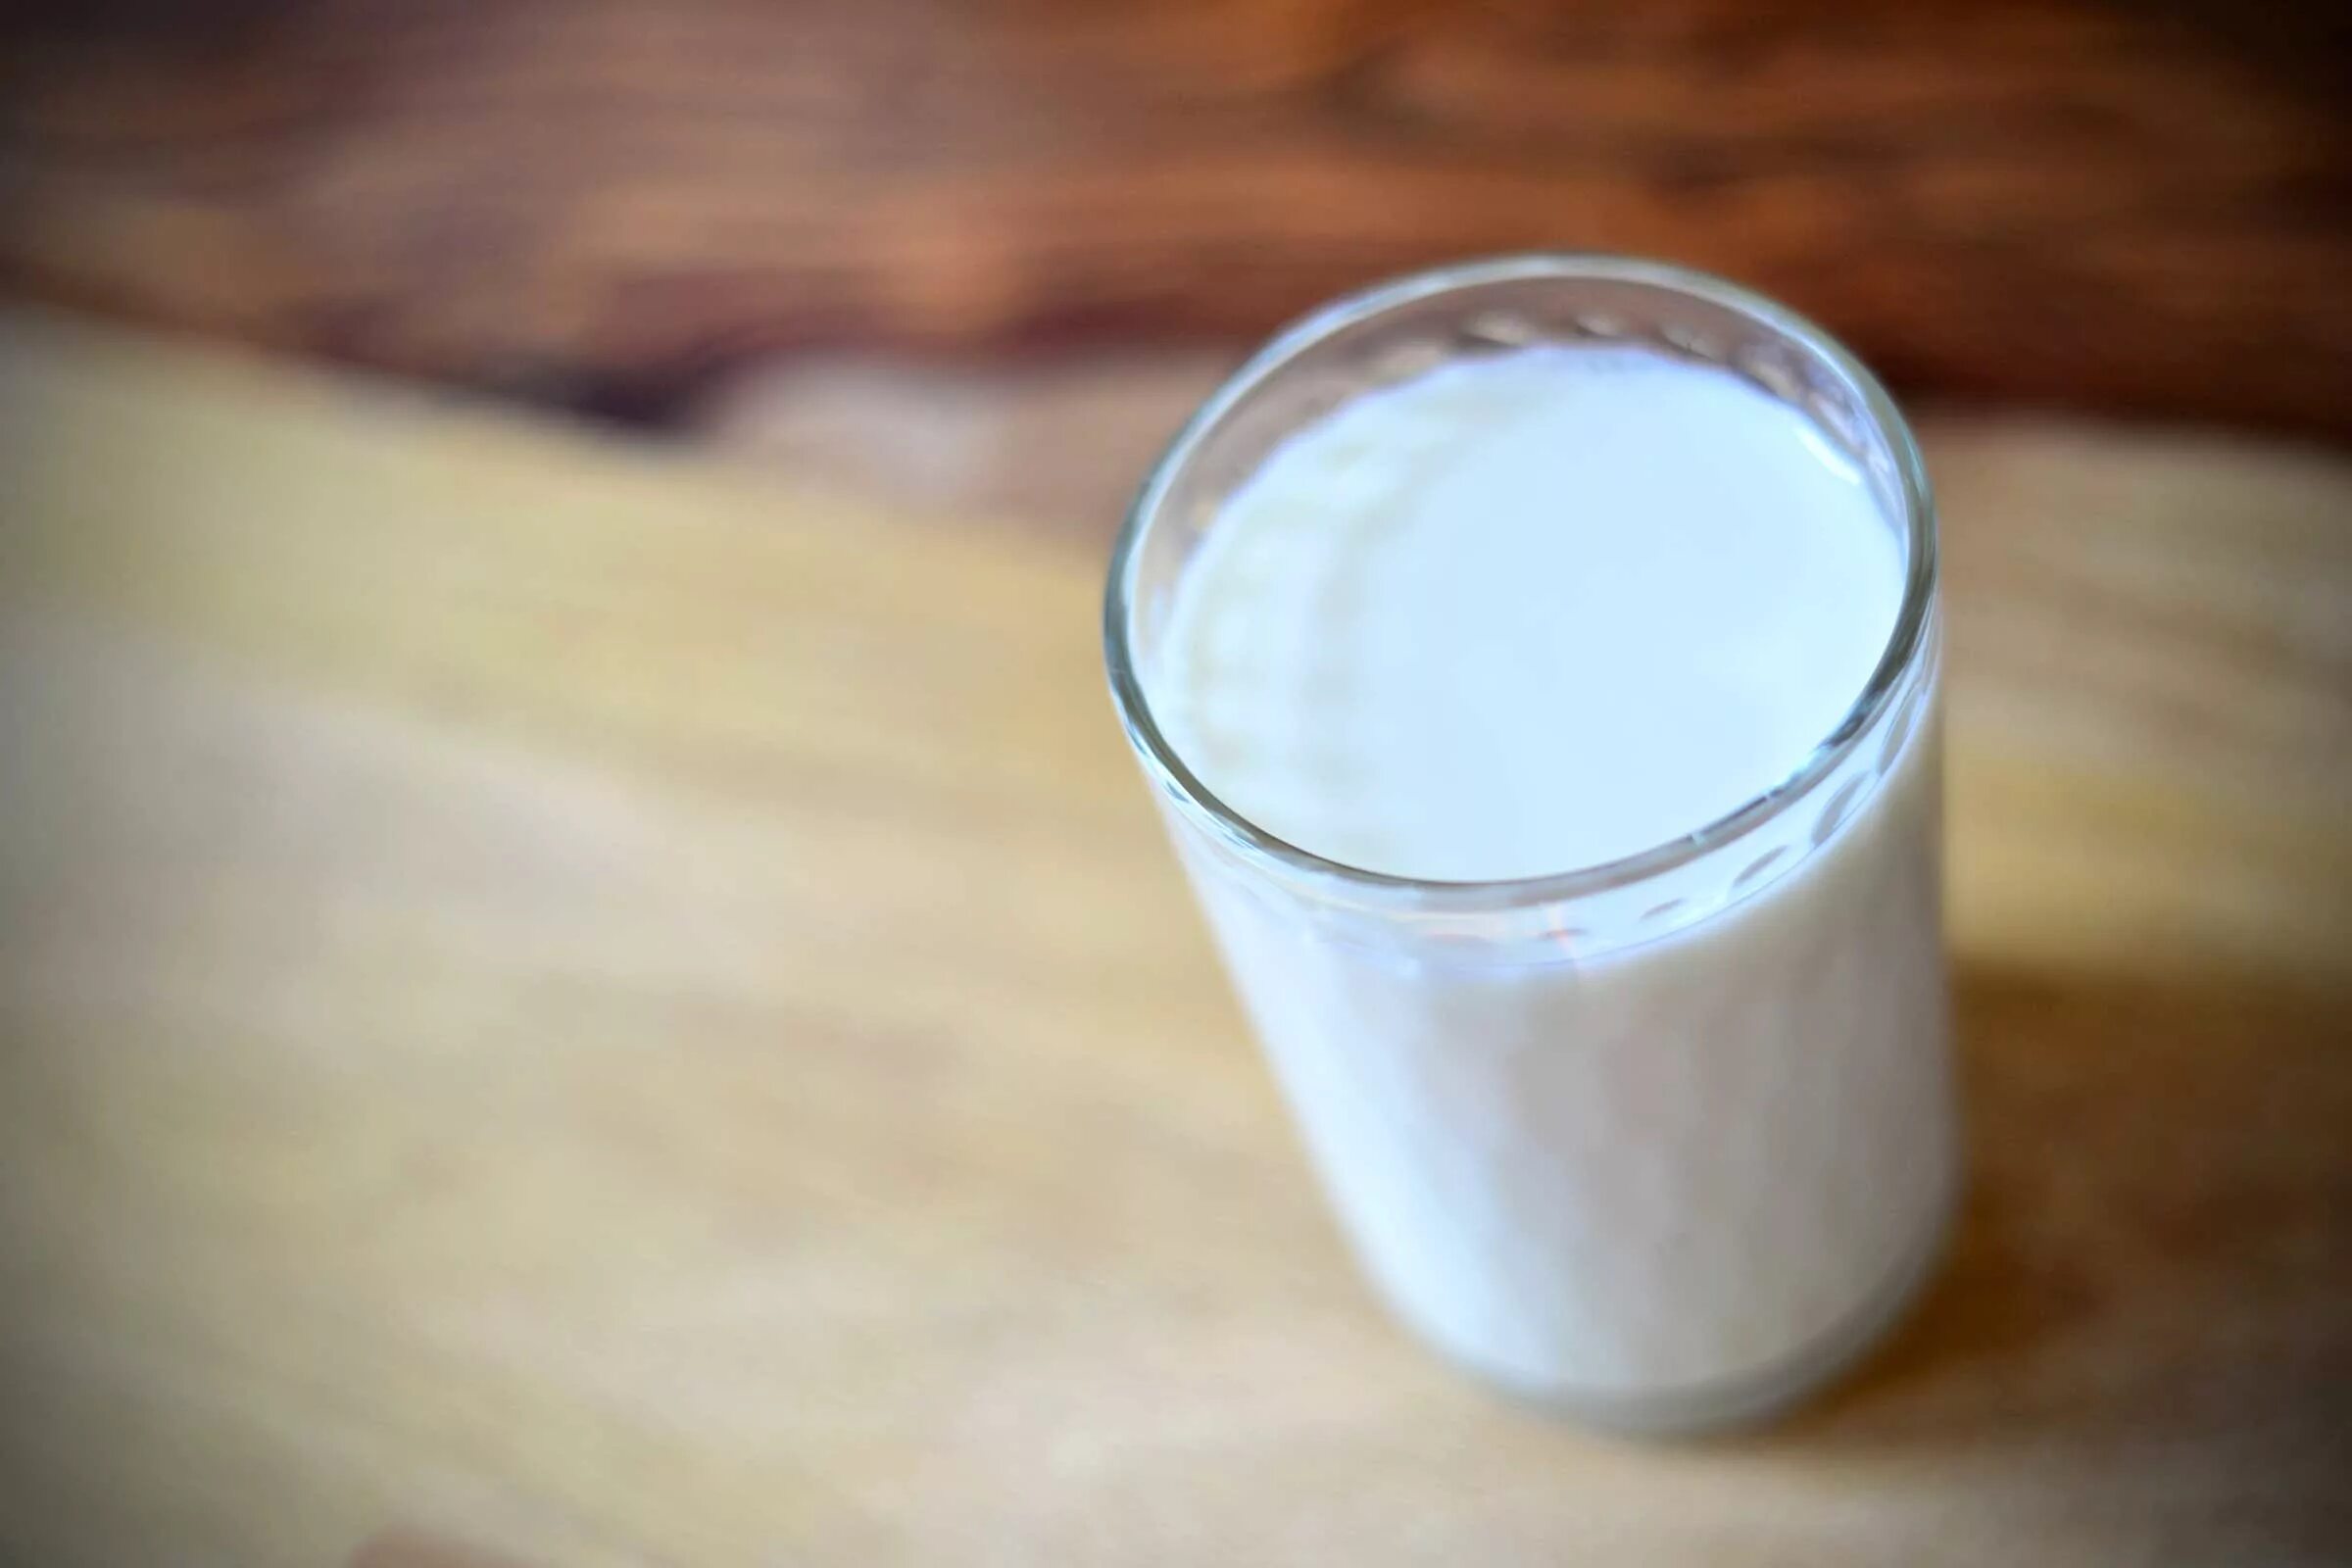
[2,0,2346,435]
[3,7,2350,1554]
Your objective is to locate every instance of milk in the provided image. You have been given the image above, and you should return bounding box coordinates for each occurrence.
[1133,342,1955,1430]
[1154,347,1901,881]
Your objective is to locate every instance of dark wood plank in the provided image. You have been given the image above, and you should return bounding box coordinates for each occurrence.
[2,0,2345,432]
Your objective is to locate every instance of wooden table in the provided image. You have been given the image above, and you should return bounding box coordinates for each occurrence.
[1,312,2346,1565]
[5,1,2346,437]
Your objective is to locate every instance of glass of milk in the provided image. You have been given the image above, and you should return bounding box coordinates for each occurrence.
[1103,255,1955,1436]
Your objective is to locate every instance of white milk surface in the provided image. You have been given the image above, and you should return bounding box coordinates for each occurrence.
[1145,346,1955,1424]
[1156,346,1901,880]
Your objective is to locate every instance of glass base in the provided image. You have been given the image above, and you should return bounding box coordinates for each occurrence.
[1442,1179,1958,1440]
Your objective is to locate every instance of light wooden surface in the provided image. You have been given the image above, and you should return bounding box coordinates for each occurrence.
[1,311,2347,1566]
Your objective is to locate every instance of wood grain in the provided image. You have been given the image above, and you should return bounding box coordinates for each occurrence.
[0,312,2347,1565]
[1,0,2347,433]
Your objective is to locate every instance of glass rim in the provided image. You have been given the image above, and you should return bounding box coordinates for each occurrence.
[1102,252,1939,912]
